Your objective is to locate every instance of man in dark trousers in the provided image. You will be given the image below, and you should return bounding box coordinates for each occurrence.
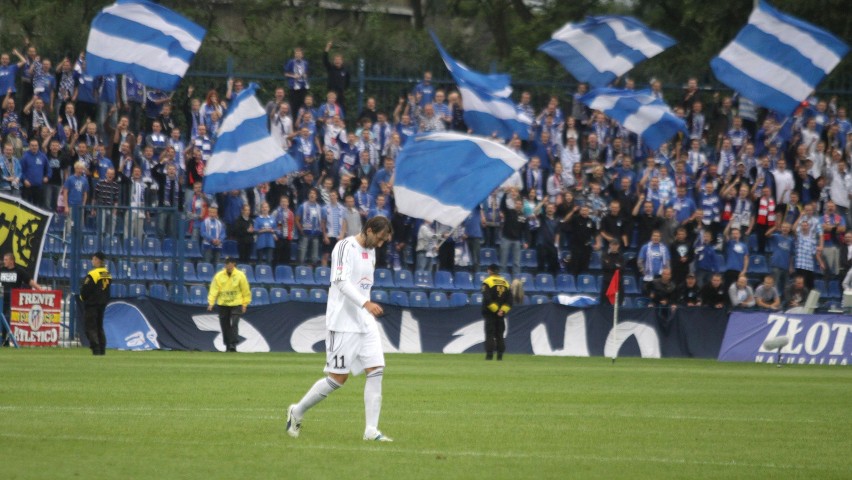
[481,264,512,361]
[323,41,351,111]
[80,252,111,355]
[0,252,43,346]
[207,257,251,352]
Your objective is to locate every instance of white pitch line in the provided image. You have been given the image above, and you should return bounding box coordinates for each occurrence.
[0,432,832,472]
[0,405,826,424]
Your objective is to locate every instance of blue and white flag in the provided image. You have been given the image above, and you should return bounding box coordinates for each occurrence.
[579,88,686,150]
[430,31,512,98]
[461,86,533,140]
[538,16,675,87]
[393,132,527,228]
[203,83,300,195]
[431,33,532,140]
[85,0,206,92]
[710,1,848,115]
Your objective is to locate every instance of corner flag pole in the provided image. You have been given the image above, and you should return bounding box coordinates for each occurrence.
[612,288,619,364]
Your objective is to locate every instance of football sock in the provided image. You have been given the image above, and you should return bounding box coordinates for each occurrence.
[295,376,341,418]
[364,367,384,430]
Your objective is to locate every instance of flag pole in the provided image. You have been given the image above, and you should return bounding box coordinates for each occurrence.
[612,288,619,364]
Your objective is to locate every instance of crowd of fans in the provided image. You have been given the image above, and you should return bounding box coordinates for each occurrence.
[1,38,851,310]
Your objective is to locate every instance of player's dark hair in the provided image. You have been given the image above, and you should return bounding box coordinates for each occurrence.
[363,216,392,236]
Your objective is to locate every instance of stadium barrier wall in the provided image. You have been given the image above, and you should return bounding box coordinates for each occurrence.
[719,312,852,366]
[96,299,729,358]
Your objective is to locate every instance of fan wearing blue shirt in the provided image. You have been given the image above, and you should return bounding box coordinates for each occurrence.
[412,71,434,107]
[20,139,49,207]
[723,226,749,288]
[285,47,310,114]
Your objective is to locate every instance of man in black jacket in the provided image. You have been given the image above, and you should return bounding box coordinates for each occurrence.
[80,252,112,355]
[481,264,512,361]
[323,41,351,110]
[700,273,728,309]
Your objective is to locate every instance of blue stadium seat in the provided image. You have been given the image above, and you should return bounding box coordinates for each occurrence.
[454,271,475,291]
[275,265,295,284]
[104,236,124,256]
[149,283,169,300]
[434,270,456,291]
[254,264,275,284]
[44,235,62,254]
[314,266,331,286]
[294,265,316,285]
[182,262,198,282]
[827,281,841,300]
[414,270,434,289]
[223,240,238,258]
[635,297,651,308]
[470,292,483,305]
[188,285,208,305]
[252,287,270,306]
[577,274,598,293]
[115,260,135,281]
[184,239,202,259]
[749,255,769,275]
[126,238,144,256]
[54,258,70,279]
[371,290,389,303]
[748,234,759,253]
[530,295,549,305]
[622,297,636,308]
[449,292,469,307]
[110,283,128,298]
[161,238,175,257]
[49,215,65,233]
[196,262,215,283]
[534,273,557,293]
[309,288,328,303]
[588,250,602,271]
[429,291,450,308]
[289,288,309,302]
[374,268,395,288]
[403,245,414,267]
[82,235,97,255]
[80,259,92,273]
[390,290,409,307]
[38,259,54,279]
[814,279,826,295]
[474,271,488,285]
[623,275,640,295]
[622,251,637,270]
[409,291,429,308]
[479,248,498,266]
[136,261,157,281]
[143,237,163,257]
[237,264,256,283]
[269,287,289,303]
[128,283,147,298]
[170,285,188,303]
[515,273,537,292]
[520,249,538,270]
[157,261,175,282]
[394,270,414,289]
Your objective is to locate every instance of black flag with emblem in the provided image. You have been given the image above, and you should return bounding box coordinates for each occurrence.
[0,193,53,281]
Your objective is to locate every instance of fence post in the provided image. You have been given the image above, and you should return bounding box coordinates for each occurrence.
[357,57,366,116]
[68,206,82,341]
[174,210,186,303]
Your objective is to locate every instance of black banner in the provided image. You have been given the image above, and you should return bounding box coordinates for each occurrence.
[100,299,728,358]
[0,193,53,280]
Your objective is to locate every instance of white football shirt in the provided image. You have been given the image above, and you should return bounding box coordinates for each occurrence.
[326,236,376,333]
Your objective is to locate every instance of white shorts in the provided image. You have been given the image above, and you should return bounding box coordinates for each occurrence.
[324,325,385,376]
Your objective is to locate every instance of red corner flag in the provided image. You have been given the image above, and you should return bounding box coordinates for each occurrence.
[606,269,621,305]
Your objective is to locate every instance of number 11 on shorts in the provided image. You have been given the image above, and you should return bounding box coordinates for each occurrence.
[332,355,346,369]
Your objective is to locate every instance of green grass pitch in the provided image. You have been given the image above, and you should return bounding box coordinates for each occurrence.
[3,349,851,479]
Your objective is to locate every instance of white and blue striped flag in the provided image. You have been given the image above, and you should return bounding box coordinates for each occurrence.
[430,30,512,98]
[538,16,675,87]
[710,1,848,115]
[203,83,300,195]
[393,132,527,228]
[579,88,686,150]
[431,33,532,140]
[85,0,205,91]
